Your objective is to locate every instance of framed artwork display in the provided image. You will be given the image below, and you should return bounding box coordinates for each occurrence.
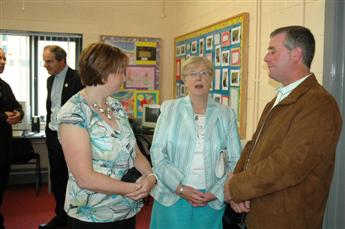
[101,35,161,123]
[174,13,249,138]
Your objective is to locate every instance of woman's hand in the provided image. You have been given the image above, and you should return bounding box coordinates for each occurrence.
[176,185,207,207]
[125,174,156,200]
[189,191,216,206]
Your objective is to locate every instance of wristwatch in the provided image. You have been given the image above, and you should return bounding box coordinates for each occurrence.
[177,185,184,195]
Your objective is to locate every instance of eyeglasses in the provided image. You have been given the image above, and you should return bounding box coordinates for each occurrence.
[186,71,210,79]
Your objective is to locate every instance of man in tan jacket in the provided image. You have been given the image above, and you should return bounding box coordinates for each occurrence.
[224,26,342,229]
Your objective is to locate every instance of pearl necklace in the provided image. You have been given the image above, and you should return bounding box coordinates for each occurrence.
[92,102,112,120]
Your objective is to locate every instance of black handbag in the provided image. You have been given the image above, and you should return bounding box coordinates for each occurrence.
[121,167,142,183]
[223,204,245,226]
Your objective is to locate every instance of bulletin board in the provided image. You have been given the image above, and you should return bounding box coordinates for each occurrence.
[174,13,249,138]
[100,35,160,121]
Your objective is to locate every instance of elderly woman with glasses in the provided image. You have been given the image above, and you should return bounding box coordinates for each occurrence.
[149,56,241,229]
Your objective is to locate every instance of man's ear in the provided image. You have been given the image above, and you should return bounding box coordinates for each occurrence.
[291,46,303,63]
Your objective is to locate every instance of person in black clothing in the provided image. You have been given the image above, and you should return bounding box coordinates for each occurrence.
[39,45,83,229]
[0,48,24,229]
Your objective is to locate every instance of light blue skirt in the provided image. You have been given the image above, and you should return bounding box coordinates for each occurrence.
[150,198,224,229]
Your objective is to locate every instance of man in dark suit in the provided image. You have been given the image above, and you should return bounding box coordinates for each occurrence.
[39,45,83,229]
[0,48,24,229]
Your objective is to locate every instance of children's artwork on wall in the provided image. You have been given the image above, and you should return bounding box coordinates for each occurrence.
[222,68,229,90]
[180,84,185,96]
[191,41,197,54]
[176,59,181,80]
[214,69,221,90]
[231,48,241,66]
[101,35,161,124]
[134,90,159,120]
[199,39,204,56]
[180,44,186,55]
[214,33,221,45]
[230,69,240,87]
[222,31,230,47]
[136,41,157,65]
[230,88,239,117]
[105,40,136,64]
[206,35,213,50]
[174,13,249,138]
[231,26,241,45]
[176,46,181,56]
[222,50,230,66]
[176,83,180,97]
[125,66,156,89]
[111,91,135,119]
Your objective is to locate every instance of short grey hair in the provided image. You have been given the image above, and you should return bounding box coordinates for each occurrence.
[181,56,214,82]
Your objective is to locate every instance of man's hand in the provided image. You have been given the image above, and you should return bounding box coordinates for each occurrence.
[230,200,250,213]
[224,172,233,202]
[6,110,21,125]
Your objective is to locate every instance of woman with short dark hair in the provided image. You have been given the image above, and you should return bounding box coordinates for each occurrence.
[56,42,156,229]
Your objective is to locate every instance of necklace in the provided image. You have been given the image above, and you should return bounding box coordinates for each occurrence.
[92,102,112,120]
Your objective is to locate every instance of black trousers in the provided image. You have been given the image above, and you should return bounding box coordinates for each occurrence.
[45,128,68,220]
[68,216,136,229]
[0,131,12,228]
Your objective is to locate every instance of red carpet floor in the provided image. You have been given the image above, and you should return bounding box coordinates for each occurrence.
[2,184,152,229]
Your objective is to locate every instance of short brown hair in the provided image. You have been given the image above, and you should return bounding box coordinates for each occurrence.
[79,42,128,86]
[271,25,315,68]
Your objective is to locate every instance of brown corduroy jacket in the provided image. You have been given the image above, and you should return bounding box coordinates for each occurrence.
[229,74,342,229]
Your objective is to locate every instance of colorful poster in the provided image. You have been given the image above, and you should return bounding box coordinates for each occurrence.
[125,66,156,89]
[112,91,135,119]
[101,35,161,124]
[134,90,160,119]
[136,41,157,65]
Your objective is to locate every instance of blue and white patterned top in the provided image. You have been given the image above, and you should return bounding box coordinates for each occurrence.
[56,92,143,222]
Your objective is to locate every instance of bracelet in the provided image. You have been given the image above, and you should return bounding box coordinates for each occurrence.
[146,173,155,178]
[177,184,184,195]
[146,173,157,184]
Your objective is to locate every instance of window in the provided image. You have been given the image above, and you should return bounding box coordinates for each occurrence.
[0,31,82,123]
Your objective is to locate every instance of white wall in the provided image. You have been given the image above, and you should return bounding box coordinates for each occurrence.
[0,0,177,103]
[0,0,326,140]
[172,0,325,139]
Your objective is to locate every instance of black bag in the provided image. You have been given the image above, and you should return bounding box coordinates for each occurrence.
[121,167,142,183]
[223,204,245,225]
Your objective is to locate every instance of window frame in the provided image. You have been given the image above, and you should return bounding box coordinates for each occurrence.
[0,30,82,123]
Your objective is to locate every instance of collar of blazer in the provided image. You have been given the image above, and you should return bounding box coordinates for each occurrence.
[179,95,220,141]
[268,74,317,108]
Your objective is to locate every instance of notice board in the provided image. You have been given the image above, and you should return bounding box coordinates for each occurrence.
[174,13,249,138]
[101,35,160,121]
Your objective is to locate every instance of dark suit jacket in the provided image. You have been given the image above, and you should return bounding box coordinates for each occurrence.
[0,78,24,150]
[46,67,83,128]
